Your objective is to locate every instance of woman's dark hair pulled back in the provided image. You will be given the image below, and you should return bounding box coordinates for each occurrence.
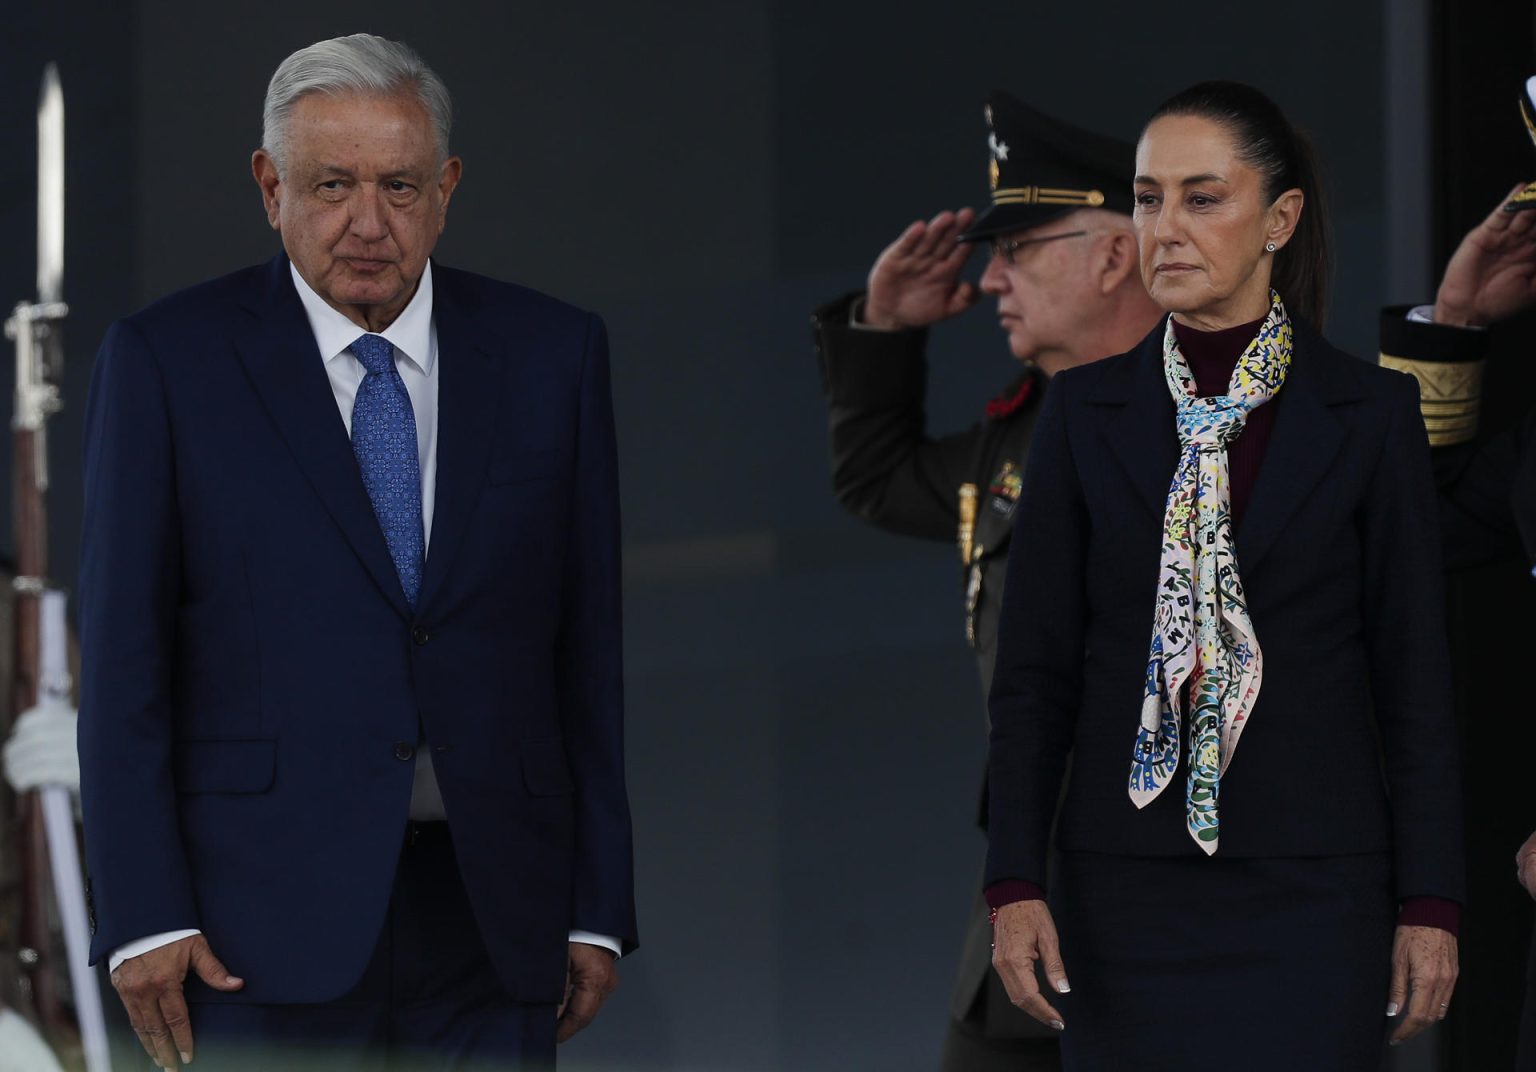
[1145,81,1331,327]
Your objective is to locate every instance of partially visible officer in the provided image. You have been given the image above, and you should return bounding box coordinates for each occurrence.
[811,92,1160,1071]
[1380,185,1536,568]
[1379,179,1536,1071]
[0,558,71,1072]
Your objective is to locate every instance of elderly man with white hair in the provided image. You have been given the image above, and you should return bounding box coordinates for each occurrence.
[78,34,636,1070]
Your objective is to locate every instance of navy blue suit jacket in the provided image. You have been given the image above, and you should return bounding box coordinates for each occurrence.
[78,255,637,1004]
[985,318,1466,904]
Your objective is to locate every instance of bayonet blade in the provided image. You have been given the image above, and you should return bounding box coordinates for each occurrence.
[36,64,63,305]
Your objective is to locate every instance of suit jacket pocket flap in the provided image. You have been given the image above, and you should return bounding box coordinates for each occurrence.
[521,739,574,796]
[176,739,276,794]
[489,448,560,486]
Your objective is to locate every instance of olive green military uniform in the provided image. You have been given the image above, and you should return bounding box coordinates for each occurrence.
[814,291,1059,1071]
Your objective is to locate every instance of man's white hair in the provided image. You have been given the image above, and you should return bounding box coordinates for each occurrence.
[261,33,452,175]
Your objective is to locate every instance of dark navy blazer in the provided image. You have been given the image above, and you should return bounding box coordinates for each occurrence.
[78,255,636,1004]
[985,318,1466,904]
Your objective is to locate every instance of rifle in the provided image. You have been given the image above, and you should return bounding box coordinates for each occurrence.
[3,60,70,1041]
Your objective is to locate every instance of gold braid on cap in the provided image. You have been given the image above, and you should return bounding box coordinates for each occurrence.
[1379,352,1485,446]
[991,185,1106,207]
[1507,97,1536,208]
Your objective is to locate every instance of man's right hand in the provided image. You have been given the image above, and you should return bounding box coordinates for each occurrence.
[1517,829,1536,899]
[862,208,981,331]
[110,934,243,1070]
[990,899,1070,1031]
[1434,182,1536,327]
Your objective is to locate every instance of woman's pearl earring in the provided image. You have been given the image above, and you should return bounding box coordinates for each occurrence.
[1265,242,1277,252]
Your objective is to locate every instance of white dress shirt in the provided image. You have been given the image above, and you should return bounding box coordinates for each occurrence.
[111,263,618,969]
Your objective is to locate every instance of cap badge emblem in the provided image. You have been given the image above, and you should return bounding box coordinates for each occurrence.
[988,133,1010,161]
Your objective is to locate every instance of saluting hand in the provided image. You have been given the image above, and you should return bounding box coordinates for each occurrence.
[862,208,981,331]
[110,933,243,1070]
[990,900,1070,1032]
[1515,828,1536,899]
[1434,183,1536,327]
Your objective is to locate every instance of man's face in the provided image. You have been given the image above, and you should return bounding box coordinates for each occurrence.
[252,92,462,330]
[978,213,1104,366]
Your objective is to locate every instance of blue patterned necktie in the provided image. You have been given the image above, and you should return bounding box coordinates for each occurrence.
[349,333,424,608]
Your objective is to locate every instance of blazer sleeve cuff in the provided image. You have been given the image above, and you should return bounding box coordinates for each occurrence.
[984,879,1046,910]
[1397,896,1461,937]
[109,928,202,973]
[568,930,623,959]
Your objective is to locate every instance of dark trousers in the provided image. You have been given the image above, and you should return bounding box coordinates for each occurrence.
[185,823,556,1070]
[1517,921,1536,1072]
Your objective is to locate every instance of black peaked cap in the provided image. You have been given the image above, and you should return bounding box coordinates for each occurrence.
[959,90,1136,242]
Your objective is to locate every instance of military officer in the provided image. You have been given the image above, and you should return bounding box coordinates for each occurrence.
[1377,179,1536,1071]
[811,93,1161,1071]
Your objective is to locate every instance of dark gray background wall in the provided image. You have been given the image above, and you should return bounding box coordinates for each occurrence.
[2,2,1426,1068]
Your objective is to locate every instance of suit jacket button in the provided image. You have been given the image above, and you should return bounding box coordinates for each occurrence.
[394,742,415,761]
[412,626,430,646]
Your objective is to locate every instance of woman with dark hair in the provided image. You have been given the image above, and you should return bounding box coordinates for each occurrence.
[982,81,1464,1068]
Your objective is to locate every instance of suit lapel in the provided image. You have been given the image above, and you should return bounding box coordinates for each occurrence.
[234,256,413,620]
[1093,330,1179,521]
[1091,319,1362,576]
[417,266,504,614]
[1236,323,1357,573]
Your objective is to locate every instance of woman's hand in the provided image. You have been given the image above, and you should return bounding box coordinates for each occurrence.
[991,900,1070,1031]
[1386,925,1458,1046]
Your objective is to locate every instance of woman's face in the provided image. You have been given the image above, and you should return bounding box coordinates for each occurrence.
[1132,114,1301,329]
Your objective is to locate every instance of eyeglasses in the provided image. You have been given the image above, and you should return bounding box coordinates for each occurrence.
[988,230,1089,265]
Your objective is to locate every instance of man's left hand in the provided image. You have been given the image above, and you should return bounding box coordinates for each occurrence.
[556,942,619,1043]
[1516,829,1536,898]
[1386,925,1458,1046]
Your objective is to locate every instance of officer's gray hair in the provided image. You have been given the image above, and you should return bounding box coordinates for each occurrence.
[262,34,452,175]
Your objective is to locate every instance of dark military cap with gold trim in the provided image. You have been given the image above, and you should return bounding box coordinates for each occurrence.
[958,91,1135,242]
[1505,75,1536,212]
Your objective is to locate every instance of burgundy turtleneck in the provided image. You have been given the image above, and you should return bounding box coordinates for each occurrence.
[1169,315,1273,528]
[983,313,1461,936]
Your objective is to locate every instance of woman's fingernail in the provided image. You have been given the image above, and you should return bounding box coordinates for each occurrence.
[1056,978,1072,994]
[1386,1002,1399,1017]
[1049,1019,1065,1031]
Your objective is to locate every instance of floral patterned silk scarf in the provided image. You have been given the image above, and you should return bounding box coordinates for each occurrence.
[1128,290,1292,854]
